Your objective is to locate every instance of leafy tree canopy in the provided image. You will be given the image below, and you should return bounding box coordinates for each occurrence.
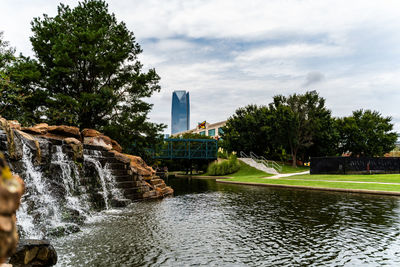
[171,132,214,140]
[30,0,162,129]
[0,33,41,124]
[336,109,397,156]
[222,91,335,166]
[221,104,274,156]
[269,91,334,166]
[1,0,167,155]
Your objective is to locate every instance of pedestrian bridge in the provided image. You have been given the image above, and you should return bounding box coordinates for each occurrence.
[148,138,218,160]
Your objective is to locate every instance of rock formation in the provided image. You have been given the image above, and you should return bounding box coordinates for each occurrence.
[0,153,24,264]
[0,116,173,239]
[8,239,57,266]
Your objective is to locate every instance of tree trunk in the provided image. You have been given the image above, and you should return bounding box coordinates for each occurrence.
[292,152,297,168]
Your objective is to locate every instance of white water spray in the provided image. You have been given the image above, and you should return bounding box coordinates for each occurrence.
[16,143,63,238]
[84,150,123,209]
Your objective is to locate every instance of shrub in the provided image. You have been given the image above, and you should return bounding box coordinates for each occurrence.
[207,155,240,176]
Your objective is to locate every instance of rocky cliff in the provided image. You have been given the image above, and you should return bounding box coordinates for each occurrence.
[0,117,173,239]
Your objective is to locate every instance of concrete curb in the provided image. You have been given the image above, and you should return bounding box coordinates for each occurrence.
[216,180,400,196]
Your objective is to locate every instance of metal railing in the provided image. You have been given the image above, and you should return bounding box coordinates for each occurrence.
[249,151,282,173]
[240,151,249,158]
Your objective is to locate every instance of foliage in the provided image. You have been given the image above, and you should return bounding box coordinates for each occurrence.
[217,149,229,159]
[171,132,213,140]
[4,0,166,155]
[0,33,42,124]
[269,91,333,167]
[221,105,275,156]
[0,32,17,117]
[0,32,14,69]
[335,109,397,156]
[221,91,335,166]
[207,155,240,176]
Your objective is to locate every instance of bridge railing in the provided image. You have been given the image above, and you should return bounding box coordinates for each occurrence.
[148,138,218,160]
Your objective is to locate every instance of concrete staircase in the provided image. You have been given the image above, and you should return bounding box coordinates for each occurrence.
[238,157,279,175]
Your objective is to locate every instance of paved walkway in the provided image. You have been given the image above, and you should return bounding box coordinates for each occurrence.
[263,171,309,179]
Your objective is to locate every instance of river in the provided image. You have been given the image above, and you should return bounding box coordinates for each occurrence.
[53,176,400,266]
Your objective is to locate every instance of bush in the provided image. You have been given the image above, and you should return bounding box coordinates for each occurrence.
[207,155,240,176]
[217,150,228,159]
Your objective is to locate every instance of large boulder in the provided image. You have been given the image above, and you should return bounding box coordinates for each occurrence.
[82,129,122,152]
[0,117,17,160]
[13,130,41,164]
[0,153,24,264]
[47,125,81,139]
[83,135,113,150]
[8,239,57,266]
[110,151,155,177]
[21,123,49,135]
[111,139,122,153]
[64,137,83,161]
[7,121,21,130]
[81,129,101,138]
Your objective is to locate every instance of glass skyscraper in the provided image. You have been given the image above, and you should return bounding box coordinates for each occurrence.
[171,90,190,134]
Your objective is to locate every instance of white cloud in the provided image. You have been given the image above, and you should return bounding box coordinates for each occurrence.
[2,0,400,133]
[235,43,349,61]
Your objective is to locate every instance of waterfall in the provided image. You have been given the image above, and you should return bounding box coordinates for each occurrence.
[84,150,124,209]
[51,146,90,217]
[17,143,64,238]
[11,139,126,238]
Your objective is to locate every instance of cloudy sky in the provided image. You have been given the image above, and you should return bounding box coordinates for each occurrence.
[2,0,400,133]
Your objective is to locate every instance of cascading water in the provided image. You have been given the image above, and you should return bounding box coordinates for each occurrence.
[16,143,64,238]
[84,150,124,209]
[51,146,91,217]
[11,138,125,238]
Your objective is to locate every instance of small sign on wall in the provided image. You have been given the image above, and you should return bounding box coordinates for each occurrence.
[198,121,206,129]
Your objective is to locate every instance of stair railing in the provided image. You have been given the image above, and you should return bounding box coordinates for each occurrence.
[240,151,249,158]
[249,151,282,173]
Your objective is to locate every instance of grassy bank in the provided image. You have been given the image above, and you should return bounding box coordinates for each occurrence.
[222,172,400,193]
[279,164,309,174]
[228,162,273,179]
[284,174,400,183]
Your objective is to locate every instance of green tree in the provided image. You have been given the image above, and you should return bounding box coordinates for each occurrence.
[0,32,14,69]
[0,33,41,124]
[0,31,16,116]
[171,132,213,140]
[27,0,164,154]
[336,109,397,156]
[221,104,274,156]
[269,91,333,167]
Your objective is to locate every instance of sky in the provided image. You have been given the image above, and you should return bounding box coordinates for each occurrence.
[2,0,400,134]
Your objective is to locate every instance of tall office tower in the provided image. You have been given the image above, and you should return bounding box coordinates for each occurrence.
[171,90,190,134]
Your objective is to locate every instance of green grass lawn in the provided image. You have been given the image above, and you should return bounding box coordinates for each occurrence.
[222,177,400,192]
[228,161,273,179]
[196,161,272,179]
[279,164,310,174]
[287,174,400,183]
[220,163,400,193]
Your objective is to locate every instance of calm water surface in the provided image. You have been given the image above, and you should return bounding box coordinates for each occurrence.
[53,177,400,266]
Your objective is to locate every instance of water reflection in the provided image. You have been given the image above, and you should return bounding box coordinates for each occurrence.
[54,176,400,266]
